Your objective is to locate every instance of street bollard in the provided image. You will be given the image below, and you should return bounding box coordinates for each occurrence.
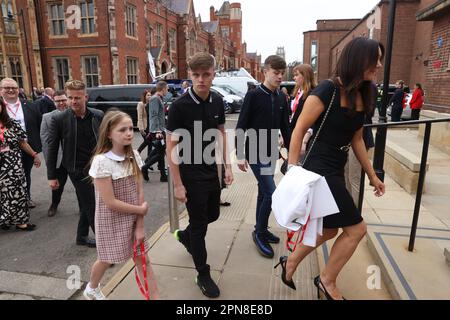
[167,165,179,233]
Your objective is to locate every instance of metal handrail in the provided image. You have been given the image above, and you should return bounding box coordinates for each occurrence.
[359,117,450,252]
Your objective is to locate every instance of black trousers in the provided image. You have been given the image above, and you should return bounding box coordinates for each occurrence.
[21,151,33,200]
[52,165,68,206]
[69,169,95,240]
[138,132,153,157]
[411,109,421,120]
[183,184,221,274]
[143,139,166,174]
[391,105,403,122]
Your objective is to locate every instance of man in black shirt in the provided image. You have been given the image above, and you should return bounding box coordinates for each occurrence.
[236,55,291,259]
[47,80,103,247]
[166,53,233,298]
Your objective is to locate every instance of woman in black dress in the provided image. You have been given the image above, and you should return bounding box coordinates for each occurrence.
[279,37,386,300]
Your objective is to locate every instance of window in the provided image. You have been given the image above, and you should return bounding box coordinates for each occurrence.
[311,41,318,73]
[125,4,137,38]
[221,26,229,38]
[83,56,99,87]
[80,0,96,34]
[49,2,65,35]
[169,29,176,52]
[126,58,138,84]
[0,57,5,79]
[156,23,163,47]
[2,0,16,34]
[54,58,70,90]
[9,57,23,88]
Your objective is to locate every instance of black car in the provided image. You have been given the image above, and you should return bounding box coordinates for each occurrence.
[87,84,156,127]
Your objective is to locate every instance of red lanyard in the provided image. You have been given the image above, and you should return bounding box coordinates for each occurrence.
[133,242,150,300]
[0,124,5,144]
[286,216,310,252]
[291,91,303,115]
[5,100,21,118]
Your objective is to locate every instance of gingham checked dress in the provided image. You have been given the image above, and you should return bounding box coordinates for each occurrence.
[89,150,148,264]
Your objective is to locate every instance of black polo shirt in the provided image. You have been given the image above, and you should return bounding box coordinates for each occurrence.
[166,88,225,189]
[75,110,97,170]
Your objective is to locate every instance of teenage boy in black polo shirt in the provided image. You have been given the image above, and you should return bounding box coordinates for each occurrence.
[166,53,233,298]
[236,55,291,259]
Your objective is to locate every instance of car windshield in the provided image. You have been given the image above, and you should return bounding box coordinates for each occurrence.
[211,86,229,97]
[216,85,243,96]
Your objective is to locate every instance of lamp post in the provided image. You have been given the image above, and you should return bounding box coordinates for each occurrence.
[372,0,397,181]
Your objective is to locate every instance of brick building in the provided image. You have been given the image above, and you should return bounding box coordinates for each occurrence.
[303,0,450,112]
[3,0,262,92]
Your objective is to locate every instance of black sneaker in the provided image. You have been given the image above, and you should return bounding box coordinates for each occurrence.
[264,230,280,244]
[196,272,220,298]
[252,231,274,258]
[76,236,96,248]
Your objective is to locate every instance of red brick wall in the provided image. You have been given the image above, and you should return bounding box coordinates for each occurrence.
[425,14,450,109]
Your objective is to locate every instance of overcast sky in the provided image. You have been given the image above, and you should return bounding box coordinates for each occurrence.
[194,0,381,63]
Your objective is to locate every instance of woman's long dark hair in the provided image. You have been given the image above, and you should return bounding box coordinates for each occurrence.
[0,98,13,128]
[333,37,384,115]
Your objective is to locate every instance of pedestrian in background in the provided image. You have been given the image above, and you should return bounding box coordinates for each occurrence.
[137,89,153,156]
[84,110,154,300]
[47,80,103,248]
[389,80,404,122]
[1,78,42,208]
[141,81,169,183]
[289,64,317,156]
[281,37,385,300]
[40,90,69,217]
[0,98,41,231]
[410,83,424,120]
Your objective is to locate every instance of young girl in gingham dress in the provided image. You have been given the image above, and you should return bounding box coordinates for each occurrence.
[84,110,158,300]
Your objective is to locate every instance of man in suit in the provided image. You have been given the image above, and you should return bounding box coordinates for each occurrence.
[34,87,56,115]
[1,78,42,208]
[40,90,69,217]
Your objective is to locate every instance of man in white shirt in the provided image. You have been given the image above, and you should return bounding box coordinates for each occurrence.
[1,78,42,208]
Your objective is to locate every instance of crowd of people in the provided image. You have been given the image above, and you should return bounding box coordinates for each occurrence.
[2,36,425,301]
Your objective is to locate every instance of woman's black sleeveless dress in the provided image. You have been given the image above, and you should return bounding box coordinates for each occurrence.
[303,80,365,229]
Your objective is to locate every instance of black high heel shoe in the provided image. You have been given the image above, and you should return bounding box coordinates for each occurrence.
[274,256,296,290]
[313,275,346,300]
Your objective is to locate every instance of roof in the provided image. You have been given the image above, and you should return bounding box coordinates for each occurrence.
[217,1,231,16]
[160,0,190,15]
[202,21,219,33]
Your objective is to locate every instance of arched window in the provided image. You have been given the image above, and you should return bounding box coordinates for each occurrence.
[189,30,196,57]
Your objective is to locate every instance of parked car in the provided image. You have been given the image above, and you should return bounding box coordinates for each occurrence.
[212,76,259,97]
[210,86,243,113]
[212,84,245,98]
[87,84,156,127]
[280,81,296,96]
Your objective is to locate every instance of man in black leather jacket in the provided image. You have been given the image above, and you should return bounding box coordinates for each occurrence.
[47,80,103,248]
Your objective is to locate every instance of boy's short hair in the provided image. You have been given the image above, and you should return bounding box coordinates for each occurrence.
[188,53,216,71]
[54,90,66,96]
[156,81,168,92]
[264,55,287,71]
[65,79,86,91]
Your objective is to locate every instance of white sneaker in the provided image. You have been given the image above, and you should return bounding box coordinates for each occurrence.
[83,283,106,300]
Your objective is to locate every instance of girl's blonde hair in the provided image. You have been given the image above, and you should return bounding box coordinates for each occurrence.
[92,110,142,181]
[292,64,317,99]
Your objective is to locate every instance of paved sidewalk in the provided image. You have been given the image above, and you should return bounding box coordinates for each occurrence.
[103,128,450,300]
[104,170,319,300]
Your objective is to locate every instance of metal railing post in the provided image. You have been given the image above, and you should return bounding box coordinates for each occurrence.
[408,122,432,252]
[357,168,365,214]
[167,165,179,233]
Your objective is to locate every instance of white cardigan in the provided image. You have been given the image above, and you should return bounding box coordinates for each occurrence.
[272,166,339,247]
